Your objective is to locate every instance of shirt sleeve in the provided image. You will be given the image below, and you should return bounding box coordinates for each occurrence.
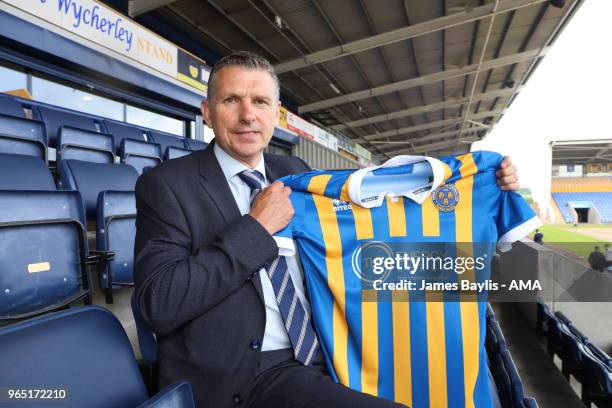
[496,191,543,252]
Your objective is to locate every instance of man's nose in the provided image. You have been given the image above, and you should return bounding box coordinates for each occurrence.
[239,100,256,123]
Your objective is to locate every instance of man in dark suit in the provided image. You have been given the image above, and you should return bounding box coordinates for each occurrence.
[134,51,520,407]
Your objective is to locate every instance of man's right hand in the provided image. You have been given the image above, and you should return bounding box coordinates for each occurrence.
[250,181,294,235]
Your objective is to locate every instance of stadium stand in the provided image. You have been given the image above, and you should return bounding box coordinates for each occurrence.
[0,306,195,407]
[58,160,139,303]
[0,190,91,321]
[56,126,115,165]
[552,177,612,193]
[0,113,47,162]
[119,138,162,174]
[551,192,612,223]
[37,106,100,148]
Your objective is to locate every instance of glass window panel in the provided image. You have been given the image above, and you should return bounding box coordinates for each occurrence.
[31,76,123,120]
[126,105,184,136]
[0,64,27,93]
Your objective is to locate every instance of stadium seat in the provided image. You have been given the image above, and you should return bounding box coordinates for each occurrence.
[57,126,115,165]
[0,153,55,190]
[586,342,612,369]
[102,120,147,151]
[491,352,512,408]
[184,138,208,151]
[579,342,612,407]
[59,160,138,302]
[119,138,162,174]
[555,311,589,342]
[96,191,136,302]
[37,106,99,148]
[148,130,187,154]
[501,350,525,407]
[522,397,539,408]
[491,320,508,354]
[0,190,91,321]
[58,160,138,219]
[541,305,563,357]
[487,302,495,323]
[0,306,195,408]
[558,323,585,382]
[0,113,47,162]
[164,145,192,160]
[0,93,26,117]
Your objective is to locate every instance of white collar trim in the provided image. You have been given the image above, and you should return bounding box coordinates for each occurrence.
[348,155,447,208]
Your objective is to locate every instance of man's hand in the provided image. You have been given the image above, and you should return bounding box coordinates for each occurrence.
[250,181,294,235]
[496,156,519,191]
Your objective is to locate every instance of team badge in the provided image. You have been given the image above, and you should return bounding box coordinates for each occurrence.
[432,184,460,212]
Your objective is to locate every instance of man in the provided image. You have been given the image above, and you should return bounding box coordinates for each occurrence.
[533,229,543,243]
[588,246,606,272]
[604,243,612,268]
[134,51,520,407]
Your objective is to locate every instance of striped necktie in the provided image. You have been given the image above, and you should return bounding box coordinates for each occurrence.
[237,169,319,366]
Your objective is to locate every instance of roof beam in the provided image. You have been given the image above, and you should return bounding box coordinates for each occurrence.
[360,109,500,141]
[332,87,517,130]
[400,138,480,155]
[299,47,548,114]
[274,0,547,74]
[128,0,178,17]
[375,129,483,152]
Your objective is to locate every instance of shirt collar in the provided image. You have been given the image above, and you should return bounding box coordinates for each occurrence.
[214,142,267,182]
[348,155,451,208]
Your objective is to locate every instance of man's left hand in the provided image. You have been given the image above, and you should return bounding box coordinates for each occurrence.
[496,156,519,191]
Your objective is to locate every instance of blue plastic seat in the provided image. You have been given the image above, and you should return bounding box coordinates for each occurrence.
[579,342,612,407]
[58,160,138,219]
[164,145,192,161]
[102,120,147,152]
[501,350,525,407]
[37,106,99,148]
[58,160,138,302]
[491,320,507,354]
[558,322,586,381]
[0,190,91,321]
[57,126,115,165]
[0,93,26,117]
[0,153,55,190]
[522,397,539,407]
[132,293,159,393]
[96,191,136,294]
[184,138,208,151]
[148,131,187,154]
[120,138,162,174]
[0,113,47,162]
[0,306,195,408]
[491,352,512,408]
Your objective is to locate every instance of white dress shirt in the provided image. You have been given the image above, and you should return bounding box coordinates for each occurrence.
[214,143,311,351]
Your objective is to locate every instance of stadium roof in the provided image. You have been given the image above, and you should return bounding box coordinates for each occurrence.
[551,139,612,166]
[127,0,584,160]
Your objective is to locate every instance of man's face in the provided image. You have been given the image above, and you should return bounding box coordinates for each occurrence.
[201,66,280,167]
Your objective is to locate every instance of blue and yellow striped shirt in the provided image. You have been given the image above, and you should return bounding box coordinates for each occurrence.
[275,151,540,408]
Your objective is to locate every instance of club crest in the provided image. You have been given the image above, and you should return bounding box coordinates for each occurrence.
[431,184,460,212]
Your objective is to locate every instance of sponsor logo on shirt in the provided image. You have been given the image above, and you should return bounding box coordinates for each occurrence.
[332,199,352,212]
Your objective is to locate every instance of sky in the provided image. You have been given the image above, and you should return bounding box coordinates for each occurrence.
[471,0,612,219]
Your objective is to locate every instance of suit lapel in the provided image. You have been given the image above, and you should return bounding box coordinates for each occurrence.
[198,142,265,301]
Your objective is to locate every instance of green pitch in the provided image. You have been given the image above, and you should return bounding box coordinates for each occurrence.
[531,224,610,258]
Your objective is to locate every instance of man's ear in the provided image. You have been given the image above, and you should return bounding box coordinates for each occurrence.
[201,99,212,128]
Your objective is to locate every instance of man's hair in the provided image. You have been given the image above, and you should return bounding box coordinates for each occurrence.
[207,51,280,103]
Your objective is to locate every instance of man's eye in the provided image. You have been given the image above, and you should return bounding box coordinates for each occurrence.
[255,99,269,105]
[225,97,237,103]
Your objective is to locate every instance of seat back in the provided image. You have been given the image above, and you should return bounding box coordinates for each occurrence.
[148,131,186,155]
[0,306,149,408]
[491,352,512,408]
[58,160,138,220]
[96,191,136,288]
[57,126,115,165]
[0,94,26,117]
[164,146,191,161]
[0,153,55,190]
[558,323,585,370]
[491,320,507,354]
[0,113,47,161]
[120,138,161,174]
[0,190,90,320]
[102,120,147,152]
[184,138,208,151]
[37,106,98,148]
[501,350,525,406]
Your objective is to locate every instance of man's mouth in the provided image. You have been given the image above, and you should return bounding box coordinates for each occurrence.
[234,130,260,137]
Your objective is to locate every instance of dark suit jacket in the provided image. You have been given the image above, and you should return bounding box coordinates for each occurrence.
[134,141,310,407]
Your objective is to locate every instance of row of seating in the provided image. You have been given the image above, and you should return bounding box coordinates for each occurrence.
[537,302,612,407]
[552,192,612,223]
[551,177,612,193]
[486,304,540,408]
[0,93,207,174]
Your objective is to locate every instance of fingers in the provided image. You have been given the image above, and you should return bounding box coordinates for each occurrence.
[496,163,516,178]
[500,182,520,191]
